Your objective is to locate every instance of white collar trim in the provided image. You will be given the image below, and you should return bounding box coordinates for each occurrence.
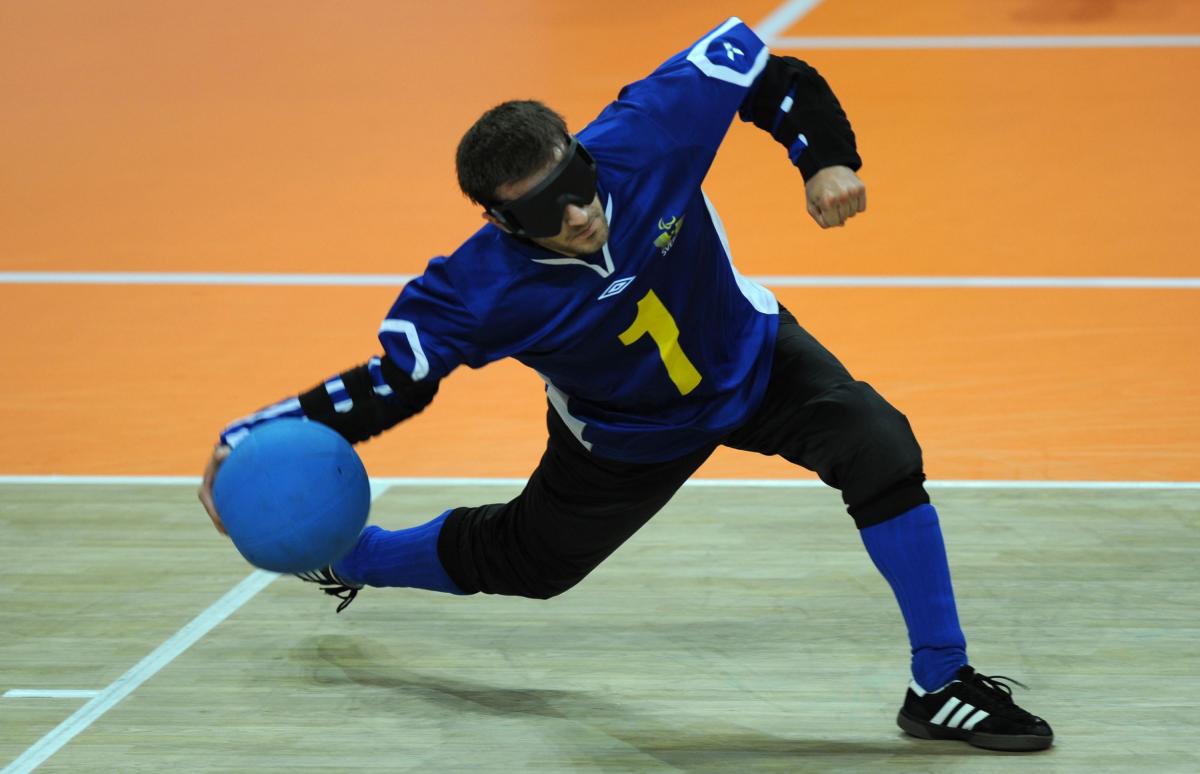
[530,194,614,278]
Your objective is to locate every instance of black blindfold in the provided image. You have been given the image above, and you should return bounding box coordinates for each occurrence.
[488,137,598,238]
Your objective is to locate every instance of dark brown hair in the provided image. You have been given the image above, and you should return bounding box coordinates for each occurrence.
[456,100,568,207]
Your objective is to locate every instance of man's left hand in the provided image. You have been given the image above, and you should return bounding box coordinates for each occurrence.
[806,166,866,228]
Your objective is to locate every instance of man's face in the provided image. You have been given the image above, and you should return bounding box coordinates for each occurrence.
[486,144,609,258]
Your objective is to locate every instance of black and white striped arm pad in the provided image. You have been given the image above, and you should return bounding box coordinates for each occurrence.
[740,54,861,181]
[219,355,439,447]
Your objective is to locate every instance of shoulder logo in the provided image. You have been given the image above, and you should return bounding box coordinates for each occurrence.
[686,18,767,86]
[654,214,686,255]
[599,276,636,300]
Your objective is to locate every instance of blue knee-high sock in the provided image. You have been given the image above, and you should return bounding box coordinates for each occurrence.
[860,503,967,691]
[332,510,464,594]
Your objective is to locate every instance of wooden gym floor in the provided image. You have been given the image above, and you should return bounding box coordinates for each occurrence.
[1,1,1198,771]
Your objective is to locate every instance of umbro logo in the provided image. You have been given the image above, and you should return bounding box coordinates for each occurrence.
[723,41,744,61]
[598,276,636,300]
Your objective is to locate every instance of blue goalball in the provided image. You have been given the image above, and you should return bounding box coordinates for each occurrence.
[212,418,371,574]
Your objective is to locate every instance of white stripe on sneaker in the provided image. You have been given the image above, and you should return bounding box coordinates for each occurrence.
[961,709,990,731]
[930,697,961,725]
[948,703,977,728]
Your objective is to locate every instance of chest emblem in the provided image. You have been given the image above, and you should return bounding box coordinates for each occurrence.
[654,214,686,255]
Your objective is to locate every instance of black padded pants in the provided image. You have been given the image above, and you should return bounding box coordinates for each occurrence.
[438,308,929,598]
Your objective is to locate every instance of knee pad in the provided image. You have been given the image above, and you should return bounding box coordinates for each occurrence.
[836,381,922,465]
[821,381,929,527]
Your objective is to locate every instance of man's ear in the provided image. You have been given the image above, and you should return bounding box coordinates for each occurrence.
[482,211,511,234]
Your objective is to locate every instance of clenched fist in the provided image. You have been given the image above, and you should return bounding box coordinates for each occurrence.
[806,165,867,228]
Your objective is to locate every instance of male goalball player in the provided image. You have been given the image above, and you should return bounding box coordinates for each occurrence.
[199,18,1053,751]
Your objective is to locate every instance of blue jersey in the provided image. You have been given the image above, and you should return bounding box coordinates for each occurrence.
[223,18,780,462]
[380,18,778,463]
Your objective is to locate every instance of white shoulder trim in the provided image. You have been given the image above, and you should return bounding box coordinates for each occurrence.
[686,17,770,87]
[378,319,430,381]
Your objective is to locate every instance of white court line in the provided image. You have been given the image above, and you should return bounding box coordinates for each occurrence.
[0,272,1197,289]
[684,479,1200,491]
[2,482,394,774]
[756,276,1200,289]
[3,691,101,700]
[0,271,416,286]
[1,571,278,774]
[772,35,1200,49]
[755,0,824,45]
[1,475,1198,491]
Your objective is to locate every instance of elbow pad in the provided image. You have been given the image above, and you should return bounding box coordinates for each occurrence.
[297,355,439,444]
[740,54,861,180]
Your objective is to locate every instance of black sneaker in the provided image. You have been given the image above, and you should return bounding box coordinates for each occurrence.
[897,666,1053,751]
[295,567,363,613]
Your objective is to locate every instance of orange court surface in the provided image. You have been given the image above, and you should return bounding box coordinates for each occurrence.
[2,0,1198,482]
[2,1,1199,773]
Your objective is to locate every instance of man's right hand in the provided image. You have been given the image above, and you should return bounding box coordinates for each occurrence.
[198,444,232,536]
[805,165,867,228]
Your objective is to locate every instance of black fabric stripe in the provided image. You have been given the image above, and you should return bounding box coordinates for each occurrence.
[294,356,439,444]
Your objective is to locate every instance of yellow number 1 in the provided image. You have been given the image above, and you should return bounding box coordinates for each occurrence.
[618,290,702,395]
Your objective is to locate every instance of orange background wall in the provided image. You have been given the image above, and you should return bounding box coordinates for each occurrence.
[2,1,1197,481]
